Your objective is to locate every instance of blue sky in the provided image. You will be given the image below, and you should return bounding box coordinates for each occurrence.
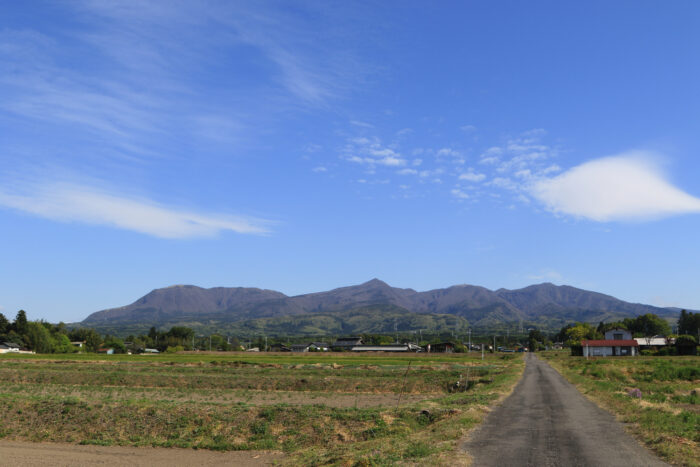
[2,1,700,323]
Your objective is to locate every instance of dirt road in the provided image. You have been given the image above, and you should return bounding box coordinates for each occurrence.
[0,441,283,466]
[462,353,668,467]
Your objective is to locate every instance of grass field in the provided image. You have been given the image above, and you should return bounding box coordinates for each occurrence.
[540,351,699,466]
[0,351,524,466]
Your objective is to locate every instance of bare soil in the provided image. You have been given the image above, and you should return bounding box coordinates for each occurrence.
[0,440,283,466]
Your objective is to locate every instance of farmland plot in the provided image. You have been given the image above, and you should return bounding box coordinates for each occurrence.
[0,352,523,466]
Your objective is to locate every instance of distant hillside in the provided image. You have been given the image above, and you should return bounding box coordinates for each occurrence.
[80,279,683,335]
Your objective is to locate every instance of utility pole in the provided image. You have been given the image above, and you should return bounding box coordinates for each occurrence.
[481,343,484,360]
[493,335,496,352]
[209,335,212,351]
[192,334,195,351]
[468,328,472,352]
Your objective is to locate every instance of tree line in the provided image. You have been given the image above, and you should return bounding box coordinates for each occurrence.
[0,310,238,354]
[2,308,697,354]
[547,311,698,349]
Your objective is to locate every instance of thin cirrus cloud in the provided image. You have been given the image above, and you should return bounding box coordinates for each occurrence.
[0,182,270,239]
[530,153,700,222]
[459,171,486,183]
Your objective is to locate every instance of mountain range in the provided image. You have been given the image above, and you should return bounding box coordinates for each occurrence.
[79,279,684,336]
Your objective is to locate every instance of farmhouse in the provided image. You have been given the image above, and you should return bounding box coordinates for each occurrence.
[0,342,20,354]
[269,343,291,352]
[634,336,674,351]
[290,343,311,352]
[290,342,330,352]
[309,342,329,351]
[582,328,638,357]
[332,337,363,351]
[350,343,421,352]
[424,342,455,353]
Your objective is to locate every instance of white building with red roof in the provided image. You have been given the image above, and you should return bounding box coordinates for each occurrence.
[582,328,639,357]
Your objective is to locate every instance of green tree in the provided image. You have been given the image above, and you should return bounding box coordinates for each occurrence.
[230,336,241,351]
[559,322,600,346]
[68,328,103,352]
[14,309,28,335]
[209,334,229,351]
[103,336,126,354]
[24,321,52,353]
[51,333,76,353]
[167,326,194,341]
[622,313,671,337]
[678,310,700,337]
[528,329,544,352]
[361,334,394,345]
[0,312,10,334]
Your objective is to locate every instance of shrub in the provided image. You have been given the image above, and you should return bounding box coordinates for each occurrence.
[404,441,435,459]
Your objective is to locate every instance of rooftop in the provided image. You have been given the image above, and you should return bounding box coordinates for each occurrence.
[582,339,638,347]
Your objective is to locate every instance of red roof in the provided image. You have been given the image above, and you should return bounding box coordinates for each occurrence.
[582,339,638,347]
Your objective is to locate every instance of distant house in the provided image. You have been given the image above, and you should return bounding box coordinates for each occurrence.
[332,337,363,351]
[424,342,455,353]
[269,344,291,352]
[143,348,159,354]
[350,343,421,352]
[0,342,20,354]
[309,342,329,351]
[582,328,638,357]
[71,341,86,350]
[290,342,330,352]
[635,336,673,350]
[290,344,311,352]
[97,347,114,355]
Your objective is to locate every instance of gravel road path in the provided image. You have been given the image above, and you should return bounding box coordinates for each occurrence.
[462,353,668,467]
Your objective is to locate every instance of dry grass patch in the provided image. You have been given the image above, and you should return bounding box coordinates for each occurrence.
[540,351,699,466]
[0,352,524,465]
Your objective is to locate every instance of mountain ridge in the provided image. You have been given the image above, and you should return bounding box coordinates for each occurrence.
[80,279,685,335]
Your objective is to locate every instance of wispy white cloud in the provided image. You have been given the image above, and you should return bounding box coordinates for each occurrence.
[336,124,699,225]
[479,147,502,164]
[312,166,328,173]
[489,177,517,190]
[0,181,270,239]
[530,153,700,221]
[451,188,470,199]
[397,168,418,175]
[343,136,407,167]
[436,147,460,158]
[419,168,444,178]
[350,120,374,128]
[459,170,486,183]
